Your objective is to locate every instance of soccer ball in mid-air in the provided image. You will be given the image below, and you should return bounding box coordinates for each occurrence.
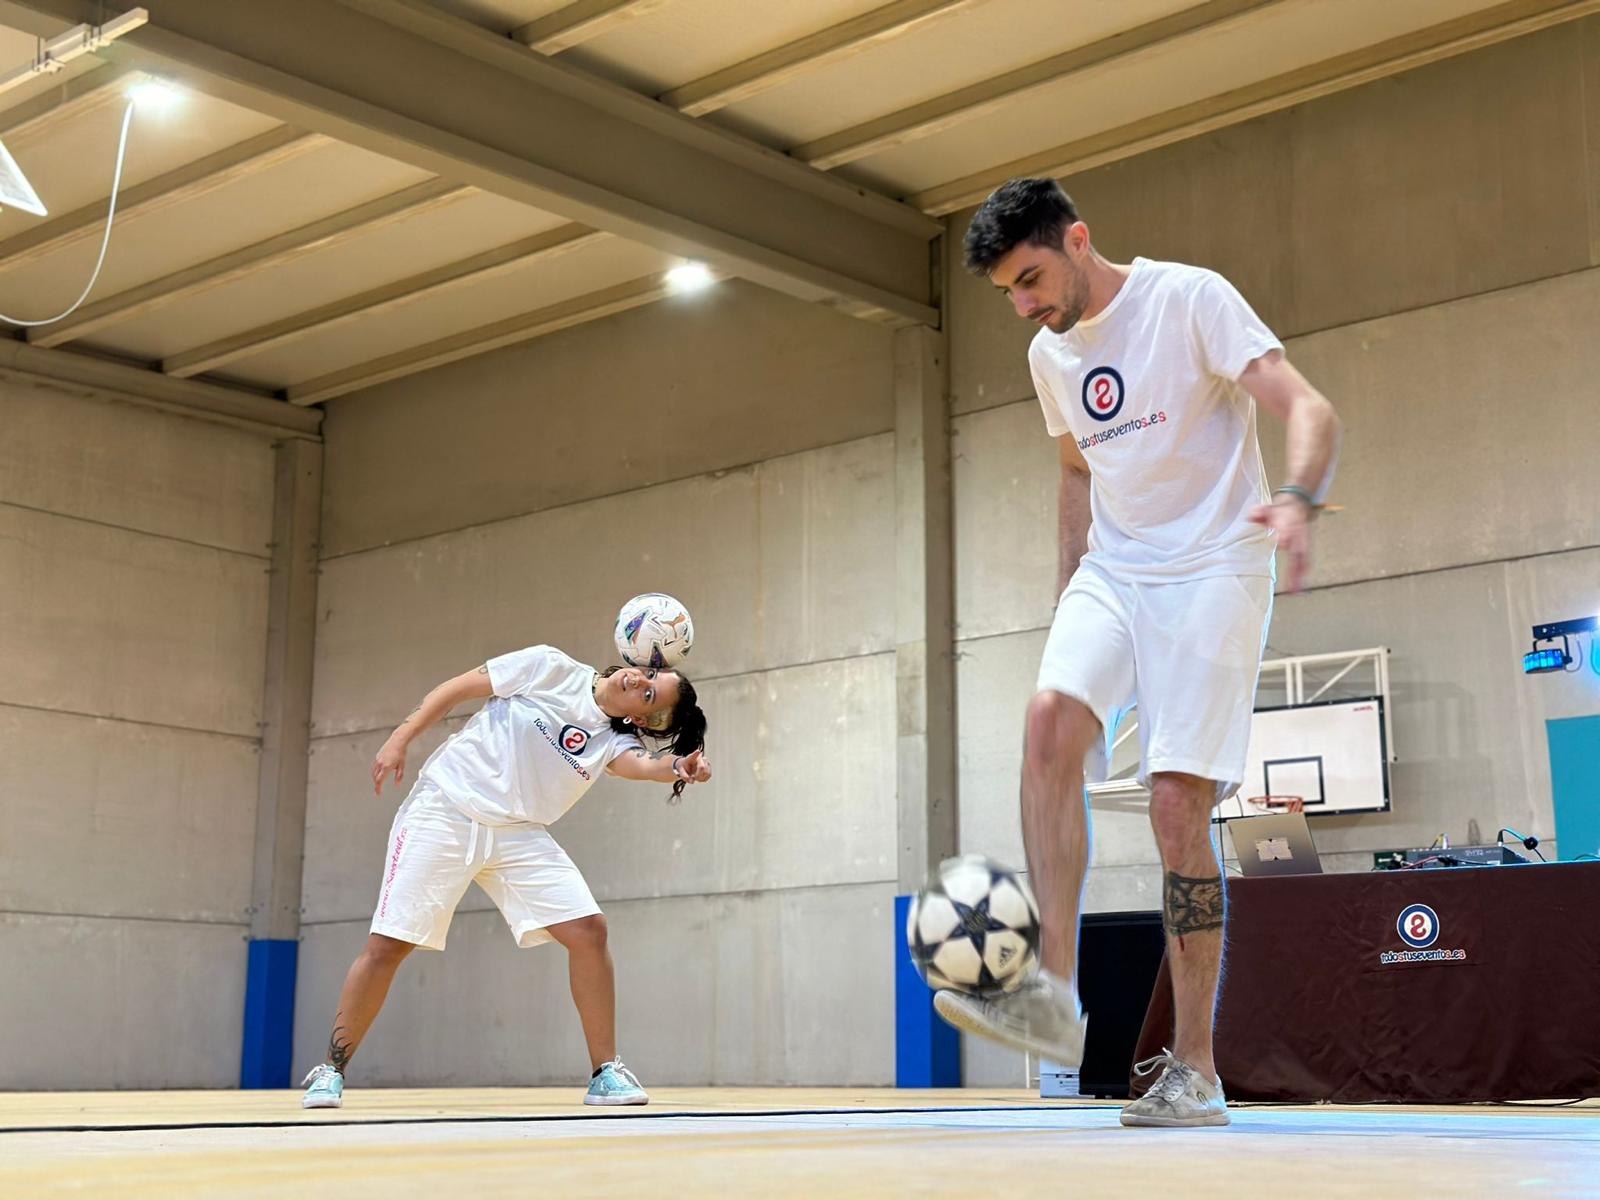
[613,593,695,669]
[906,855,1040,995]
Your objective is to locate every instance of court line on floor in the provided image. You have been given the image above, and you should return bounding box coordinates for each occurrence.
[0,1102,1105,1136]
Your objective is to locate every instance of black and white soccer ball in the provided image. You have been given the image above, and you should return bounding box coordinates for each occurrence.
[906,855,1040,995]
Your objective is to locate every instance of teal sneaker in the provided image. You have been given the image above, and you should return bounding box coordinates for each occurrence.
[301,1063,344,1109]
[584,1058,649,1106]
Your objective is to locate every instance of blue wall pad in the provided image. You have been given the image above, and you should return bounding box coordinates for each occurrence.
[241,938,298,1089]
[895,893,960,1087]
[1548,715,1600,861]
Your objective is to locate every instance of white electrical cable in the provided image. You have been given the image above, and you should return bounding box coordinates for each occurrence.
[0,96,134,328]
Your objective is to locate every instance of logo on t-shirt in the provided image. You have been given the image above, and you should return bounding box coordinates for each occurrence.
[558,724,591,755]
[1081,366,1125,422]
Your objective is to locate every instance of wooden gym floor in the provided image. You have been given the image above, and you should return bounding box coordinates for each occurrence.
[2,1088,1595,1198]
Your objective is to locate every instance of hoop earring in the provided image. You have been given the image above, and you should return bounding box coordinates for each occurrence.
[623,717,633,726]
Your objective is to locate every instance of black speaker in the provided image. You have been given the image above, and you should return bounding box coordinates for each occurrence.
[1077,910,1166,1099]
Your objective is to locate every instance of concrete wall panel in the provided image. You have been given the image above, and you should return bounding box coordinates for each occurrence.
[295,882,895,1087]
[0,380,275,554]
[1282,23,1591,334]
[952,402,1057,642]
[0,508,268,734]
[1587,17,1600,266]
[310,436,895,738]
[1,364,276,1090]
[556,652,897,901]
[320,281,896,557]
[946,106,1294,418]
[302,654,897,924]
[949,21,1597,418]
[0,707,257,922]
[1282,268,1600,587]
[0,913,246,1089]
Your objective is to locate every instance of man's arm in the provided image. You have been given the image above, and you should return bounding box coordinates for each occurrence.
[1057,434,1092,596]
[1238,349,1343,592]
[372,665,495,795]
[606,747,712,786]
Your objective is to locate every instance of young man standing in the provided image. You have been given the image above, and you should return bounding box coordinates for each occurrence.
[938,178,1341,1127]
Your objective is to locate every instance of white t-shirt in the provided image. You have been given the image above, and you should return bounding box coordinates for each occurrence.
[1029,257,1282,582]
[416,645,644,826]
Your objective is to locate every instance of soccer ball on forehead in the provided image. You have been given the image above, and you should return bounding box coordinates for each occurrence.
[613,593,695,669]
[906,855,1040,995]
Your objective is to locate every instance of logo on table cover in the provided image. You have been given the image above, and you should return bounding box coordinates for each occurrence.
[1380,902,1463,965]
[1081,366,1125,423]
[559,724,591,755]
[1396,903,1440,948]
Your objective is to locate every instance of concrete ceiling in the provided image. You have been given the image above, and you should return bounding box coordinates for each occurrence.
[0,0,1590,418]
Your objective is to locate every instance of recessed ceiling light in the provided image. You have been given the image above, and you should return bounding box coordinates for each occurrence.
[127,77,182,112]
[664,261,714,293]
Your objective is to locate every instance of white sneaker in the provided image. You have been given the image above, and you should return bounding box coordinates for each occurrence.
[1120,1050,1230,1127]
[932,969,1087,1066]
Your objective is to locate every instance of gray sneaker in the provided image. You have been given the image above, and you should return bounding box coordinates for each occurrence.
[932,969,1087,1066]
[1120,1050,1230,1127]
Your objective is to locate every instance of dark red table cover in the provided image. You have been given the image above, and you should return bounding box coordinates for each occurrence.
[1131,861,1600,1102]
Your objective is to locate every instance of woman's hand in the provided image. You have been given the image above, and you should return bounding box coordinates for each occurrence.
[372,737,407,796]
[674,749,712,784]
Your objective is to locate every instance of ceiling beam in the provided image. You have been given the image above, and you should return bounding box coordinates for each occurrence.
[164,224,607,378]
[0,336,321,437]
[511,0,668,55]
[286,271,679,406]
[792,0,1276,170]
[659,0,978,118]
[0,60,134,141]
[27,178,469,348]
[909,0,1600,215]
[0,124,324,275]
[10,0,939,324]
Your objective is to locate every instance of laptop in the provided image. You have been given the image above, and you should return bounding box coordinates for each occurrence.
[1228,812,1324,877]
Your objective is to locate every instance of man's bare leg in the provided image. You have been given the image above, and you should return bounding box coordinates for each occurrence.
[1020,690,1102,985]
[932,690,1099,1063]
[1147,771,1226,1081]
[324,933,416,1073]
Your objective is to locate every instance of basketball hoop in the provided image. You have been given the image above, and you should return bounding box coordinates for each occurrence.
[1246,795,1305,814]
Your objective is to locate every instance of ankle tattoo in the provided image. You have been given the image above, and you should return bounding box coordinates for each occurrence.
[328,1020,354,1074]
[1163,871,1225,939]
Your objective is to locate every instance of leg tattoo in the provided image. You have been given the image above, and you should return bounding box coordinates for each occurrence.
[1163,871,1225,945]
[328,1020,355,1074]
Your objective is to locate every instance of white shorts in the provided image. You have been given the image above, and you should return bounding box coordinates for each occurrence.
[1036,560,1272,802]
[370,784,601,952]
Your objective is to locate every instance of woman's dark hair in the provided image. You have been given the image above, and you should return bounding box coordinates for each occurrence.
[963,178,1080,276]
[601,666,708,802]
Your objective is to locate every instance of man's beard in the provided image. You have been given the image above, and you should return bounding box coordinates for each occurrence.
[1044,275,1090,333]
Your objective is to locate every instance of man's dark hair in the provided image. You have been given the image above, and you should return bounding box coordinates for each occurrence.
[963,178,1080,275]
